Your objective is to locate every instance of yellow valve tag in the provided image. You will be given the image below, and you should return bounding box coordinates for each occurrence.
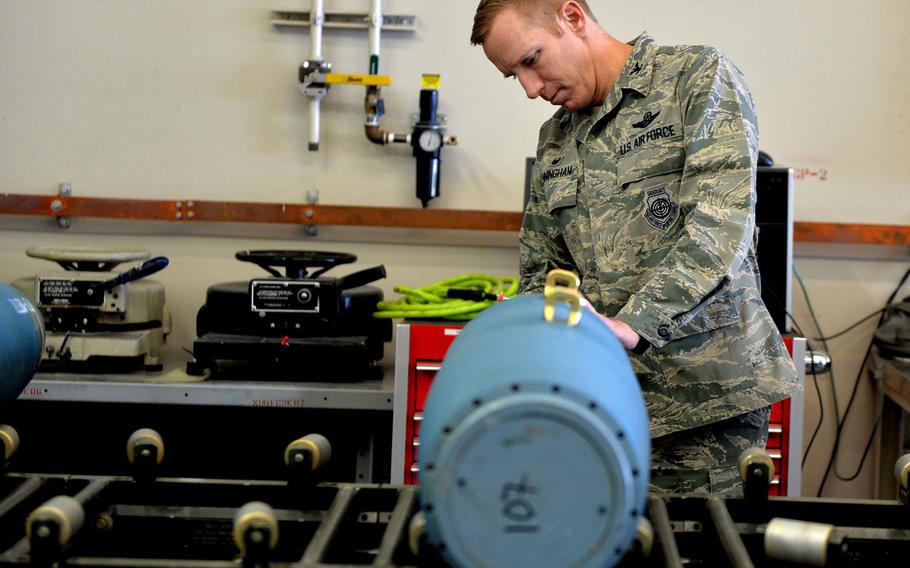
[325,73,392,87]
[421,74,441,89]
[543,269,582,327]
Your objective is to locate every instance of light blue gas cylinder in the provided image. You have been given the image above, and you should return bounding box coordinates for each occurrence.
[419,271,650,568]
[0,283,44,411]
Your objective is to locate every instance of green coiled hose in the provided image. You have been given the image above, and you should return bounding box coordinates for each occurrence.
[373,274,519,320]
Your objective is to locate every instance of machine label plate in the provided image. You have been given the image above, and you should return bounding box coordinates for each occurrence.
[37,277,104,307]
[250,280,320,313]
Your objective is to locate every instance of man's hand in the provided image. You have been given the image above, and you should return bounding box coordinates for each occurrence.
[581,300,641,350]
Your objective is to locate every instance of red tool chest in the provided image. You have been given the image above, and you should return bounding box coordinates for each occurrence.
[392,322,805,495]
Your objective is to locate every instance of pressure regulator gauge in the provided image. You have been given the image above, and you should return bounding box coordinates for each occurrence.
[418,129,443,152]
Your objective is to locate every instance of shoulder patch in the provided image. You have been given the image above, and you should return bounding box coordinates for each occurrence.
[643,185,680,232]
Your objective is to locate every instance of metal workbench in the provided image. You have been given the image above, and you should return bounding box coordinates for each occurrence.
[9,356,394,484]
[875,350,910,498]
[18,363,394,411]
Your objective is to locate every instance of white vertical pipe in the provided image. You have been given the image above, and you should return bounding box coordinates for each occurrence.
[369,0,381,69]
[310,0,324,61]
[309,99,321,151]
[309,0,325,150]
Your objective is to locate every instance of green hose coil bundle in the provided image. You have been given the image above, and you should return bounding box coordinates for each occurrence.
[373,274,519,320]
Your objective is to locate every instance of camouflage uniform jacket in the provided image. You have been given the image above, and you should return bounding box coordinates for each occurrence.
[520,35,799,437]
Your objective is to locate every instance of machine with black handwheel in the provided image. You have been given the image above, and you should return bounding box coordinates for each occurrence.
[187,250,391,380]
[12,247,171,372]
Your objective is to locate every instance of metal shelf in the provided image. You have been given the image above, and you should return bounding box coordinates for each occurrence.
[270,10,417,32]
[18,359,393,411]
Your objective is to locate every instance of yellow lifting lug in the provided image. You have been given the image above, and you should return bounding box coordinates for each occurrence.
[543,269,583,327]
[325,73,392,87]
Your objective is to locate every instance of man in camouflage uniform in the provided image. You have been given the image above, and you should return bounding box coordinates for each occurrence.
[472,0,800,493]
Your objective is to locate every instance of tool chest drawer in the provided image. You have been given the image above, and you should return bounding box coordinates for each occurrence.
[392,322,463,484]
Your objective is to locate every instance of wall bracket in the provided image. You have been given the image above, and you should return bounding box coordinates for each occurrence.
[271,10,416,32]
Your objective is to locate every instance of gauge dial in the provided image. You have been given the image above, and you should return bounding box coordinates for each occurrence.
[418,130,443,152]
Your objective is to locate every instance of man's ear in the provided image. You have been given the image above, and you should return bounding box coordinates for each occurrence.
[559,1,587,36]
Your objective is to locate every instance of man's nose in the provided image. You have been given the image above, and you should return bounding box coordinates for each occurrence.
[516,70,543,99]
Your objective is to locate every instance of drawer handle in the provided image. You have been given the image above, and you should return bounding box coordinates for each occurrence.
[410,464,420,473]
[770,477,780,485]
[769,426,783,434]
[413,437,420,447]
[413,412,423,422]
[768,450,782,460]
[415,364,442,372]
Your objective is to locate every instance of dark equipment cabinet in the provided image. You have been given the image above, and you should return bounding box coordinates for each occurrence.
[5,401,390,483]
[9,366,394,483]
[755,166,795,334]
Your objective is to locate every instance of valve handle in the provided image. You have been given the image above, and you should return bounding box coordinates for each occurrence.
[96,257,169,291]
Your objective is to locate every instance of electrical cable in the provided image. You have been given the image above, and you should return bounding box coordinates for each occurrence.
[822,278,910,485]
[817,265,910,494]
[802,363,825,470]
[756,271,826,470]
[792,268,902,479]
[794,267,829,352]
[765,270,824,470]
[373,274,519,320]
[810,309,885,342]
[732,262,903,488]
[825,266,910,487]
[757,272,806,337]
[793,266,840,480]
[835,393,885,483]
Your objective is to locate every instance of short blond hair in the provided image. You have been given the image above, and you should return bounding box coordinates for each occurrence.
[471,0,598,46]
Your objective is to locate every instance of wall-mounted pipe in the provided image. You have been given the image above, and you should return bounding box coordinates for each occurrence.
[364,0,386,144]
[308,0,325,151]
[280,1,414,153]
[369,0,381,74]
[365,123,410,145]
[310,0,324,60]
[363,0,409,146]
